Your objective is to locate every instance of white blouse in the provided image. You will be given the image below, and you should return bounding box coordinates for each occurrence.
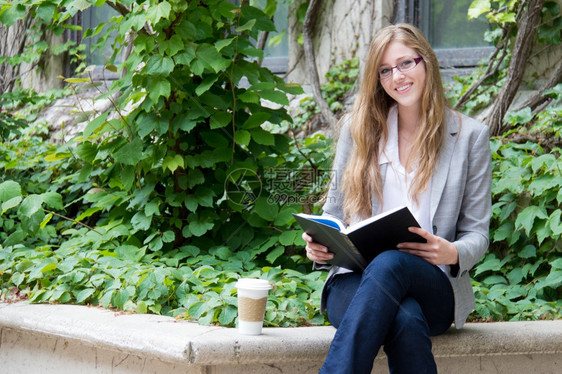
[334,106,444,275]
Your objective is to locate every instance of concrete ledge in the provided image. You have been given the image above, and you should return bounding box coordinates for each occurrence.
[1,302,561,373]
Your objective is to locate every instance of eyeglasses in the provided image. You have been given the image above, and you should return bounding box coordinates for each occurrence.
[379,57,423,80]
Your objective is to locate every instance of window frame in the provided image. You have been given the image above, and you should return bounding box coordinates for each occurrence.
[393,0,494,79]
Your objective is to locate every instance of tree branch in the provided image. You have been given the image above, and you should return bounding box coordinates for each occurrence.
[514,60,562,112]
[485,0,546,135]
[256,30,270,66]
[302,0,338,129]
[453,20,515,110]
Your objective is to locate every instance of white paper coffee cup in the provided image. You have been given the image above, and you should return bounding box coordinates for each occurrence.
[236,278,272,335]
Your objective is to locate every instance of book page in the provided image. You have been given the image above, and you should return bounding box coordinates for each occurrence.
[295,213,346,231]
[344,205,406,234]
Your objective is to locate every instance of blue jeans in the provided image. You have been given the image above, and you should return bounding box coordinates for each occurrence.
[320,251,454,374]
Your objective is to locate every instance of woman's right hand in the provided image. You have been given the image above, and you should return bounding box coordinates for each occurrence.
[302,232,334,264]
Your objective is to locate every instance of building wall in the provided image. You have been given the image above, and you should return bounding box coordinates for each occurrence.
[286,0,561,88]
[522,0,562,86]
[287,0,394,85]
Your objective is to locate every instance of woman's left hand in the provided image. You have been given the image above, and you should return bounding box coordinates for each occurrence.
[396,227,459,265]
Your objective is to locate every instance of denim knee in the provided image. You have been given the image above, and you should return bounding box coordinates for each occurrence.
[363,250,414,284]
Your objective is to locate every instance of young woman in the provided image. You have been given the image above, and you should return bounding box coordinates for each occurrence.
[302,24,492,373]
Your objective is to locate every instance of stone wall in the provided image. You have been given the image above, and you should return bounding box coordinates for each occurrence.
[286,0,562,88]
[287,0,394,85]
[523,0,562,86]
[1,302,561,374]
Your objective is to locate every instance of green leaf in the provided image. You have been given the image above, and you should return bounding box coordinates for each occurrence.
[11,272,25,287]
[161,35,184,57]
[172,116,197,133]
[493,221,514,242]
[121,165,136,191]
[507,268,523,285]
[537,270,562,290]
[162,154,184,173]
[210,111,232,129]
[259,89,289,106]
[116,245,145,262]
[529,175,559,196]
[75,288,96,303]
[113,138,144,166]
[148,78,171,102]
[515,206,548,236]
[218,305,237,325]
[518,245,536,259]
[195,75,219,96]
[112,288,130,309]
[174,49,196,66]
[83,112,109,139]
[146,56,175,76]
[468,0,491,19]
[235,19,257,32]
[196,44,231,73]
[216,37,236,51]
[188,216,214,237]
[474,254,501,276]
[242,112,271,128]
[41,192,64,210]
[69,0,92,12]
[75,142,98,162]
[4,230,24,247]
[483,275,507,285]
[266,246,285,263]
[37,2,56,22]
[549,209,562,235]
[162,230,175,243]
[496,12,516,24]
[212,246,233,260]
[64,78,90,83]
[279,83,304,95]
[241,5,276,32]
[254,196,278,221]
[18,195,43,218]
[551,258,562,270]
[0,4,26,27]
[279,230,299,246]
[147,1,171,24]
[0,180,21,202]
[234,130,251,146]
[505,107,533,125]
[2,196,22,214]
[238,91,260,103]
[131,211,152,231]
[251,127,275,145]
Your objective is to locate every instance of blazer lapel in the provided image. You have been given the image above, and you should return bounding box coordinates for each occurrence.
[430,111,460,220]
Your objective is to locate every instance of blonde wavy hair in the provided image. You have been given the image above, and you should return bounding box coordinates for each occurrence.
[341,24,447,221]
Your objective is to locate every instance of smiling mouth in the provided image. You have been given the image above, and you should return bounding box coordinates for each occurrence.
[396,83,412,92]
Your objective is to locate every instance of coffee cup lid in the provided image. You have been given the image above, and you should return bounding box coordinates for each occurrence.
[236,278,272,290]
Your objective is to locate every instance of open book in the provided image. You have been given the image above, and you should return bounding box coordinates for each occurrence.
[293,206,425,271]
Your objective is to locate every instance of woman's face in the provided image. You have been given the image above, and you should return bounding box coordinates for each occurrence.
[379,41,426,112]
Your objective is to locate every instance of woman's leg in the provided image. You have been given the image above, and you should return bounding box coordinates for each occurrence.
[383,297,435,374]
[319,250,454,374]
[325,272,363,328]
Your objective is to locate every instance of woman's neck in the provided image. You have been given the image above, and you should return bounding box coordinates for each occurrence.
[397,105,421,171]
[397,106,421,138]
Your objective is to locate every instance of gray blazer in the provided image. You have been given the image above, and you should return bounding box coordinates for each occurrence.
[320,108,492,329]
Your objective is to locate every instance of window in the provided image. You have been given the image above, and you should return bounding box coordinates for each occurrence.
[81,5,121,67]
[63,5,123,80]
[394,0,494,78]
